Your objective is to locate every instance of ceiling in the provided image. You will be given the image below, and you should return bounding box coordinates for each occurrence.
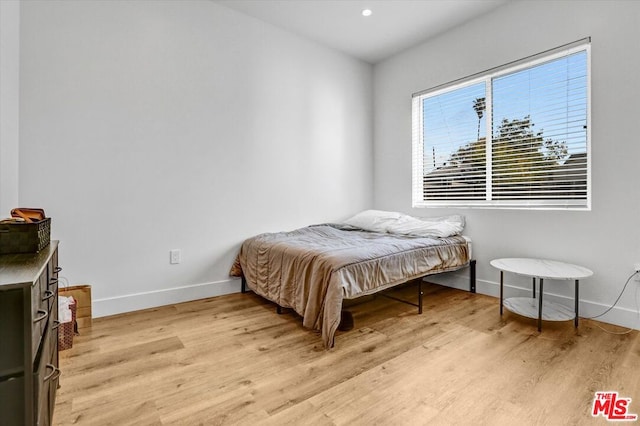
[214,0,510,64]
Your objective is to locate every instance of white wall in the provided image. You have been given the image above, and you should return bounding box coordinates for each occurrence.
[18,0,373,316]
[0,1,20,217]
[374,0,640,328]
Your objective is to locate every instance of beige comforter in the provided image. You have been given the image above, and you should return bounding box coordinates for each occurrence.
[230,224,470,348]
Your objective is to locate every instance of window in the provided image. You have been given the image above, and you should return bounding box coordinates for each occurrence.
[412,39,590,209]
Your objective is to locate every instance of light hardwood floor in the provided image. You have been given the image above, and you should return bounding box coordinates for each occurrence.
[53,283,640,425]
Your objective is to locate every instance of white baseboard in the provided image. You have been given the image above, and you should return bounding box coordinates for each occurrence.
[93,273,639,331]
[93,278,241,318]
[425,272,640,331]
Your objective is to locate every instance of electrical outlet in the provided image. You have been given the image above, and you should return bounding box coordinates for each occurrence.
[170,249,181,264]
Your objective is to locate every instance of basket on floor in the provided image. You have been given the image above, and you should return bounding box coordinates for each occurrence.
[58,299,77,351]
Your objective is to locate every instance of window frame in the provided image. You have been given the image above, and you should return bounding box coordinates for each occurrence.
[412,39,591,210]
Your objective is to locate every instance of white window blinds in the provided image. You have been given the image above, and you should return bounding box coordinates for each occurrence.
[412,39,590,209]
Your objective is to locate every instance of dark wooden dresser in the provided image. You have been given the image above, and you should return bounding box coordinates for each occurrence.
[0,241,60,425]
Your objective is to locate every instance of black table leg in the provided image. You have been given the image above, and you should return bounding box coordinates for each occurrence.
[500,271,504,315]
[532,277,536,298]
[575,280,579,328]
[538,279,544,332]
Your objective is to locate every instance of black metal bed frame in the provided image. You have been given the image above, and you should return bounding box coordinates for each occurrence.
[241,259,477,316]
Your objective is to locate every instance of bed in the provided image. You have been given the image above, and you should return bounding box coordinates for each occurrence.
[229,210,475,348]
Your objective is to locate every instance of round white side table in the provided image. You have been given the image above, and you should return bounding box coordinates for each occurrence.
[490,258,593,331]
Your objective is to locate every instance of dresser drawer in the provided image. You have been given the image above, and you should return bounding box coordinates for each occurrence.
[0,376,25,426]
[42,280,56,314]
[47,267,60,322]
[31,275,49,362]
[48,334,59,424]
[0,288,25,375]
[34,326,59,426]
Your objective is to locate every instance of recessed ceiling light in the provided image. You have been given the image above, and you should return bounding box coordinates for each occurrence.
[362,9,372,17]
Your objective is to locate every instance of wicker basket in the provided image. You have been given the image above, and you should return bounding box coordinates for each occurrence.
[0,218,51,254]
[58,299,77,351]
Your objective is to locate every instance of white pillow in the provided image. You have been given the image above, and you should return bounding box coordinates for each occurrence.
[343,210,465,238]
[342,210,403,233]
[418,214,465,228]
[388,214,464,238]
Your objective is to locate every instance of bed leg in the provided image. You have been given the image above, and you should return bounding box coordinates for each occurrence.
[470,259,477,293]
[241,275,247,293]
[418,279,423,314]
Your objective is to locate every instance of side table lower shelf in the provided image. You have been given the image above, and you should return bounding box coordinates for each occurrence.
[503,297,575,322]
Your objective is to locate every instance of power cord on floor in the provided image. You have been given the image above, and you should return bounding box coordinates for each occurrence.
[591,323,635,335]
[584,271,639,335]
